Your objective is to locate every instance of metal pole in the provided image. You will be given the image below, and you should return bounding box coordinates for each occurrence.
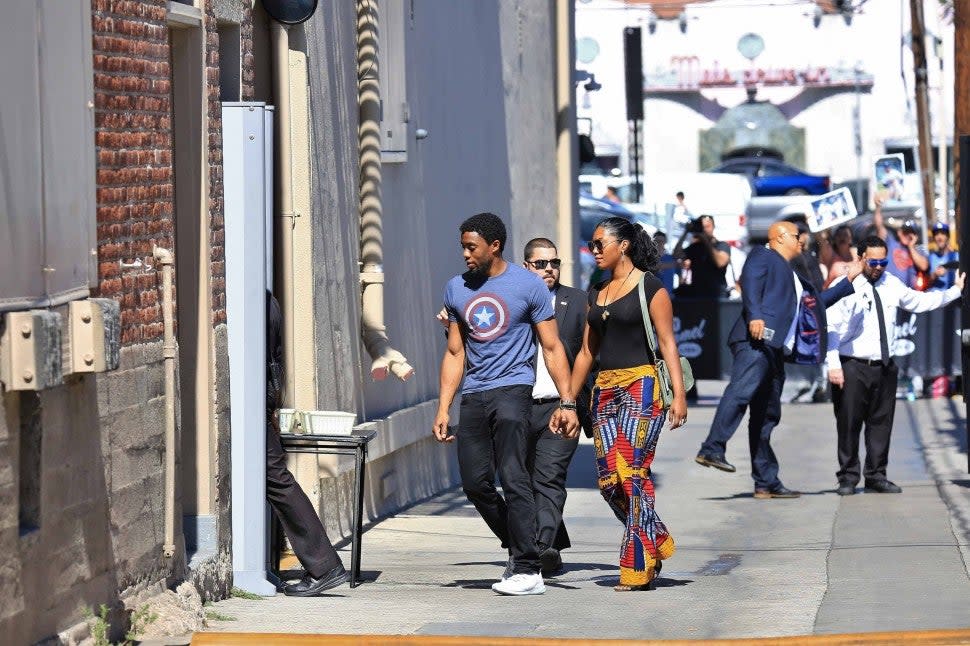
[853,67,863,209]
[631,120,641,202]
[555,0,578,286]
[910,0,937,226]
[959,134,970,474]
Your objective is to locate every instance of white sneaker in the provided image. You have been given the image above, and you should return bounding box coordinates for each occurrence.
[491,572,545,596]
[501,556,514,580]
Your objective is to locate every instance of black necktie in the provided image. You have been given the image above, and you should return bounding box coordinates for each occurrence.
[872,285,889,363]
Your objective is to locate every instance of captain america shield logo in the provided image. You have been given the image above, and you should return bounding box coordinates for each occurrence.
[463,292,510,341]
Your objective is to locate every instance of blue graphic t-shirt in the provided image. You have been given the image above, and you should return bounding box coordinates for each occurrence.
[444,263,554,394]
[885,234,916,288]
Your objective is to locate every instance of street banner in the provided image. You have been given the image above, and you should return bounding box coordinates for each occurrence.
[807,187,857,233]
[873,153,906,203]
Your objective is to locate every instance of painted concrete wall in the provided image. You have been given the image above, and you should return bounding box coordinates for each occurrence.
[576,0,953,189]
[300,1,559,524]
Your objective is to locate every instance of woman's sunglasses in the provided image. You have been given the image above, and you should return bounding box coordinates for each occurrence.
[586,239,617,254]
[526,258,562,270]
[866,259,889,268]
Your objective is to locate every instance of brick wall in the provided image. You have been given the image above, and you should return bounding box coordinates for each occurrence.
[92,0,173,346]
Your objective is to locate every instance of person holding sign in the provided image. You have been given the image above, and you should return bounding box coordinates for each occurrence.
[872,197,929,288]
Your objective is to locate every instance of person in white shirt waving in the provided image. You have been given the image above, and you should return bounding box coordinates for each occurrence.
[826,235,965,496]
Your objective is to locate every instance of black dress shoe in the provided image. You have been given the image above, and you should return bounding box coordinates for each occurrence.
[539,547,563,577]
[836,483,856,496]
[283,564,349,596]
[864,479,902,494]
[695,453,736,473]
[754,485,801,499]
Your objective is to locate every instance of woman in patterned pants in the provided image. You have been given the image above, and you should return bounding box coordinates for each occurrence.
[570,217,688,590]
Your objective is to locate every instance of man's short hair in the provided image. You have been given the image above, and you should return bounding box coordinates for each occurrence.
[676,191,685,200]
[524,237,556,259]
[460,212,507,252]
[857,235,887,256]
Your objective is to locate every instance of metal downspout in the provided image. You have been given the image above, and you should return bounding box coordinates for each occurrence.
[154,246,176,558]
[554,0,578,286]
[357,0,414,382]
[272,21,297,405]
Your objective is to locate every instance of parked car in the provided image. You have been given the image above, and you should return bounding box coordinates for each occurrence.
[708,157,830,197]
[577,191,638,289]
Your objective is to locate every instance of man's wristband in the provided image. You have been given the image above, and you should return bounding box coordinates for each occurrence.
[559,399,577,410]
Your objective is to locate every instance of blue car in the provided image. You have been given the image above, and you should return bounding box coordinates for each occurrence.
[708,157,830,197]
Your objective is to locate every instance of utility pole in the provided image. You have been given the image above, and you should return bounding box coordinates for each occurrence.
[910,0,937,226]
[955,0,970,236]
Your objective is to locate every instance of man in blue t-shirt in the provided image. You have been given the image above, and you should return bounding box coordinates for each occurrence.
[873,198,929,288]
[928,221,959,291]
[434,212,579,597]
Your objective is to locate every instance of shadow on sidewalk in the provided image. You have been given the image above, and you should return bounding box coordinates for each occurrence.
[699,488,836,501]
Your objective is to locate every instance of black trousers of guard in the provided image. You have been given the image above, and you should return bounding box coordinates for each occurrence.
[529,399,578,552]
[457,384,541,575]
[831,359,898,486]
[266,419,342,578]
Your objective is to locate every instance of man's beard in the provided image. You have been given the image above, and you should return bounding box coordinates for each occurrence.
[469,257,493,276]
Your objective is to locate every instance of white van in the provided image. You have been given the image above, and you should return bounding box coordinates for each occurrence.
[639,172,752,246]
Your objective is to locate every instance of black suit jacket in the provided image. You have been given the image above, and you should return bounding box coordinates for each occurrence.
[552,284,594,436]
[727,246,854,360]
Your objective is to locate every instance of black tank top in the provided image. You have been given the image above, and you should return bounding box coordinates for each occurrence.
[587,273,664,371]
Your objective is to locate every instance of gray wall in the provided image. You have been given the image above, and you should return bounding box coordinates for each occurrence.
[304,1,558,421]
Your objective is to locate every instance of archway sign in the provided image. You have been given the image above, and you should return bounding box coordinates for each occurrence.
[261,0,318,25]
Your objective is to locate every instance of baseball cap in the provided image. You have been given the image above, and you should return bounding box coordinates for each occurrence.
[932,221,950,235]
[900,220,918,233]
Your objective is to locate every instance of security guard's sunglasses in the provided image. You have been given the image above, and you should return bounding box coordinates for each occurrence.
[526,258,562,270]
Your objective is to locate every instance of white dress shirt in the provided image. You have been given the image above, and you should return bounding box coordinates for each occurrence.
[825,273,961,371]
[782,269,804,353]
[532,290,559,399]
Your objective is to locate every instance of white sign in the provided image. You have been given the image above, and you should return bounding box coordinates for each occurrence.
[807,187,858,233]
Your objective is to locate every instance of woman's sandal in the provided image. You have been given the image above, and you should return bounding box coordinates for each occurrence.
[613,562,662,591]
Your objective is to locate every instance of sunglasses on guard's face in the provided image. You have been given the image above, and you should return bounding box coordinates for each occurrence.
[526,258,562,270]
[866,259,889,268]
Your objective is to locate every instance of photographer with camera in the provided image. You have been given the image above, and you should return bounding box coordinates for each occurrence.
[673,215,731,299]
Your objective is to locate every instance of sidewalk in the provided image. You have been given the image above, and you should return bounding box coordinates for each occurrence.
[201,381,970,641]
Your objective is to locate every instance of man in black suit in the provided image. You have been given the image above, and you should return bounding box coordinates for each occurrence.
[520,238,591,576]
[695,222,859,498]
[266,292,348,595]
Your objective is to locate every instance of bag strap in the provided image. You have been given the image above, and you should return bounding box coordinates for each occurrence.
[637,274,661,365]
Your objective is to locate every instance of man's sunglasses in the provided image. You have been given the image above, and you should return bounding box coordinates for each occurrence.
[866,259,889,268]
[586,239,617,254]
[527,258,562,270]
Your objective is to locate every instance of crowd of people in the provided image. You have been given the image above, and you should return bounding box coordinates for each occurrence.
[263,202,962,598]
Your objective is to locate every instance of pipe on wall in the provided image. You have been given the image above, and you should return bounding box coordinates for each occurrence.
[356,0,414,382]
[271,21,297,405]
[154,246,176,558]
[554,0,578,287]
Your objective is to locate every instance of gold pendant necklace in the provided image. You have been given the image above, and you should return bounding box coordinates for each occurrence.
[601,267,636,321]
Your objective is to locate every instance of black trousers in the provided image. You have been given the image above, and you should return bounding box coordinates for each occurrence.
[529,400,579,552]
[457,384,540,574]
[831,359,898,486]
[266,420,342,578]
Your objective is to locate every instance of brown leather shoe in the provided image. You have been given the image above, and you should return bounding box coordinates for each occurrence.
[754,485,801,499]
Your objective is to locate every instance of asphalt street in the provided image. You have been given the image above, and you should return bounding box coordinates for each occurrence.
[203,380,970,641]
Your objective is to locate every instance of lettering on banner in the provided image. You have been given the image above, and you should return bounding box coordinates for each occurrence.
[674,316,705,358]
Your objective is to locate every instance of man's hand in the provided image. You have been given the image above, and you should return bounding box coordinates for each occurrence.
[549,407,580,439]
[432,411,454,443]
[955,270,966,290]
[749,319,765,340]
[845,258,864,282]
[935,266,947,277]
[435,307,449,330]
[828,369,844,388]
[899,231,918,248]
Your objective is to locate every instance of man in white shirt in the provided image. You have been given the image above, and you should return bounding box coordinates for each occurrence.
[826,235,964,495]
[521,238,590,576]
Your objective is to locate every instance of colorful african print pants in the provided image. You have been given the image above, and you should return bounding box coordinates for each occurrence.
[592,364,675,586]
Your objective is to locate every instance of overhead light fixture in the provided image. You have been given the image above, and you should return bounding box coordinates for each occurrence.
[678,10,687,34]
[812,5,822,28]
[646,8,657,35]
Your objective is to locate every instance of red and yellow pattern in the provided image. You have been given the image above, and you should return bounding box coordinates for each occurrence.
[592,364,675,586]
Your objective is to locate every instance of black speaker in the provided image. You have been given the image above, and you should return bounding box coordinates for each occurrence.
[623,27,643,121]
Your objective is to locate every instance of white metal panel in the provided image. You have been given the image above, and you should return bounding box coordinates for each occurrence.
[223,102,276,596]
[379,0,408,160]
[0,1,45,310]
[39,0,96,302]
